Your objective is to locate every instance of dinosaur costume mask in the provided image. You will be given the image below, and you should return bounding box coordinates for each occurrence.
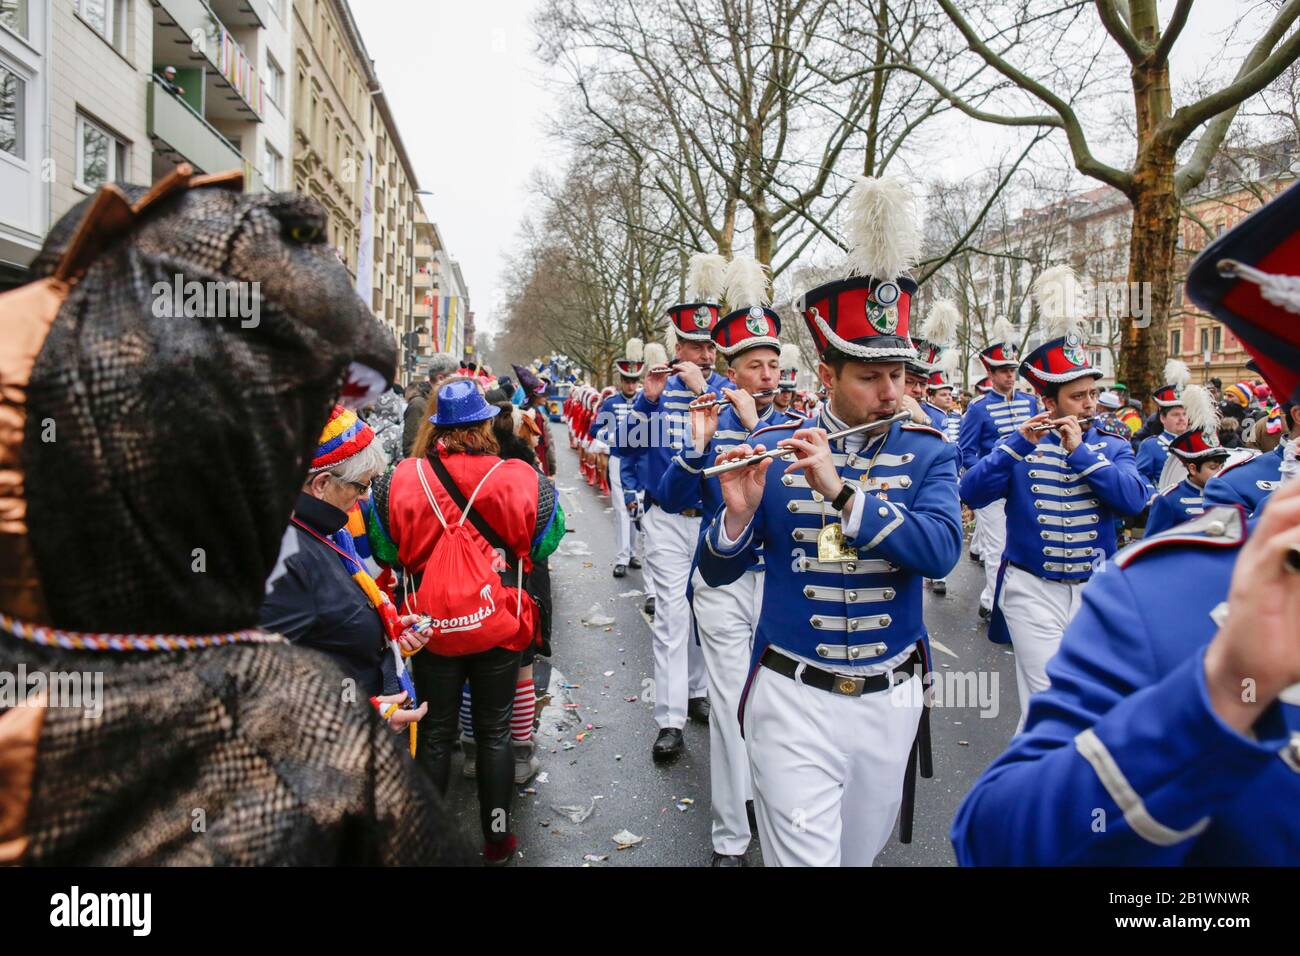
[0,166,397,633]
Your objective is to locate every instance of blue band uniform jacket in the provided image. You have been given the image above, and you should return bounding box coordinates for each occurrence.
[959,426,1148,643]
[1143,476,1206,537]
[921,400,961,444]
[590,391,637,452]
[1202,444,1284,517]
[956,390,1039,472]
[1135,431,1175,498]
[620,370,731,508]
[697,408,963,676]
[951,506,1300,865]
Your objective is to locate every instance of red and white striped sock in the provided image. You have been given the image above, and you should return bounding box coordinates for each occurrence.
[511,679,536,742]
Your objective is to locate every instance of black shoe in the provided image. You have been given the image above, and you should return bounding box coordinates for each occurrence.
[969,550,981,563]
[710,852,746,867]
[932,579,947,596]
[644,596,656,617]
[978,605,991,621]
[613,564,627,578]
[652,728,684,761]
[628,557,642,570]
[746,799,757,834]
[688,697,711,724]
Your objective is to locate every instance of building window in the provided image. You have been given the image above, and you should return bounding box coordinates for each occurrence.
[1212,326,1222,353]
[266,56,285,110]
[0,1,28,39]
[77,0,125,51]
[264,143,282,190]
[76,113,126,191]
[1199,327,1209,356]
[1170,329,1181,357]
[0,62,23,159]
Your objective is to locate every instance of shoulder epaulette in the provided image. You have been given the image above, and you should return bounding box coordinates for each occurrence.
[1114,505,1246,568]
[751,418,804,440]
[900,421,946,440]
[1215,449,1260,477]
[1157,481,1185,498]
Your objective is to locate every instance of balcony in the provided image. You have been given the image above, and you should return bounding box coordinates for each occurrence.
[208,0,269,29]
[414,242,434,260]
[149,77,243,178]
[152,0,265,121]
[413,301,432,318]
[413,272,432,289]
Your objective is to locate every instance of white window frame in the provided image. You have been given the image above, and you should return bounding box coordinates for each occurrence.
[0,55,26,164]
[75,113,125,193]
[76,0,123,51]
[263,142,282,190]
[0,0,29,41]
[265,53,284,110]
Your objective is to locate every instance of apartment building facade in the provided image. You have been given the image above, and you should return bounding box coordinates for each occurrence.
[369,90,417,375]
[1,0,50,283]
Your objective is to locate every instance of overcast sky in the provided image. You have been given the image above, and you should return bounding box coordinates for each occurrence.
[353,1,1272,336]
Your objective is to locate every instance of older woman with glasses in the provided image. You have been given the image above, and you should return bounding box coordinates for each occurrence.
[260,406,426,732]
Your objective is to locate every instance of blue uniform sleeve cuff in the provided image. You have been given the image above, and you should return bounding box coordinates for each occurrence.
[1004,432,1036,458]
[709,513,754,555]
[844,491,902,550]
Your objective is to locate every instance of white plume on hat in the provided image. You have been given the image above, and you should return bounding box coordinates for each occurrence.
[664,323,678,355]
[779,342,803,372]
[722,255,771,311]
[1164,357,1191,389]
[1032,265,1084,338]
[990,316,1015,347]
[644,341,668,368]
[625,337,644,362]
[1182,383,1218,433]
[920,299,960,347]
[843,175,921,282]
[941,347,962,377]
[686,252,729,302]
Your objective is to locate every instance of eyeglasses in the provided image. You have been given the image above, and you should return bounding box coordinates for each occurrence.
[330,474,372,495]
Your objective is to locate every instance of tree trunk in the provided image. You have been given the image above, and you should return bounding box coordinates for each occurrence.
[1118,171,1178,404]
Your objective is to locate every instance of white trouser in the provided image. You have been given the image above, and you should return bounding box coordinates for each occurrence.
[692,567,763,856]
[608,455,633,565]
[744,661,923,867]
[998,564,1084,734]
[643,507,708,729]
[976,500,1007,611]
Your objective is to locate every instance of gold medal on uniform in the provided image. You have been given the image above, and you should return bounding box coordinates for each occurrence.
[816,522,859,562]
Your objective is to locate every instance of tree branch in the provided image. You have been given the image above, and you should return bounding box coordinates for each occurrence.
[1151,0,1193,67]
[1095,0,1146,65]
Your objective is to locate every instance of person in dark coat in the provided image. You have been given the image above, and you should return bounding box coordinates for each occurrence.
[402,353,460,456]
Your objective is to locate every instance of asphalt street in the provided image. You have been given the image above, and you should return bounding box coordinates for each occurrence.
[444,440,1023,866]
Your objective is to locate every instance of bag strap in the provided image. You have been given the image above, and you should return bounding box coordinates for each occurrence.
[414,459,451,532]
[429,454,514,560]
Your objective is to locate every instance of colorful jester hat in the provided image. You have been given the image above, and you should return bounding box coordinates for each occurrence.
[1020,265,1102,394]
[0,164,397,632]
[797,176,921,362]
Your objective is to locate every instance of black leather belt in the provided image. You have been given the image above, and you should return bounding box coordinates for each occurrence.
[759,646,918,697]
[644,495,701,519]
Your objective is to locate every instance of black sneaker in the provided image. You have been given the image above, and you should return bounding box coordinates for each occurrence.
[628,557,642,569]
[932,579,947,596]
[613,564,627,578]
[688,697,711,724]
[710,852,746,867]
[978,605,992,621]
[644,596,656,617]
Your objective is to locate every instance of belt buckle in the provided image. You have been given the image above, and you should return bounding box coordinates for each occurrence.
[832,675,864,696]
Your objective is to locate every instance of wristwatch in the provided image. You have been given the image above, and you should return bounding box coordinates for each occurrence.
[831,482,856,512]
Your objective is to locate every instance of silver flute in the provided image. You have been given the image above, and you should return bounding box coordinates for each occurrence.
[1030,415,1096,433]
[702,410,913,478]
[689,388,779,410]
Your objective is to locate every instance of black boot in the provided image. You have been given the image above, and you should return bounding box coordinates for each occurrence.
[651,728,684,761]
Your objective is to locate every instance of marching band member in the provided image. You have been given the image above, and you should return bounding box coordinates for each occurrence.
[699,177,962,866]
[1135,360,1191,497]
[1203,385,1297,516]
[659,255,783,865]
[595,340,648,578]
[774,343,803,419]
[621,253,731,759]
[1144,385,1230,536]
[958,318,1040,620]
[959,267,1147,732]
[952,179,1300,866]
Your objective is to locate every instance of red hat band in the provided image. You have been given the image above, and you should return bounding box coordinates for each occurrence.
[713,306,782,357]
[667,302,719,341]
[797,275,917,362]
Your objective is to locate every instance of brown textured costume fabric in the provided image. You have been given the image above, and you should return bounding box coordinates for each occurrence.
[0,172,476,865]
[6,640,474,865]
